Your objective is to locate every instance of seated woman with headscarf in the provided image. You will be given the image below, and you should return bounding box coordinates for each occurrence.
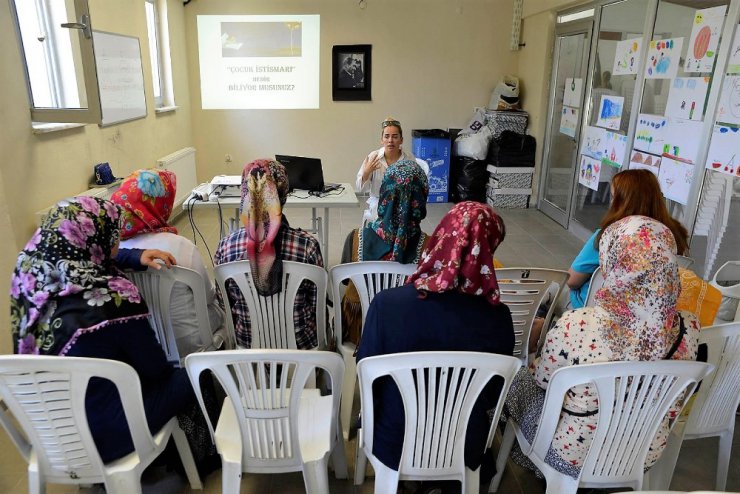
[340,159,430,345]
[214,159,323,349]
[505,215,700,479]
[111,168,227,356]
[356,201,515,474]
[9,196,215,468]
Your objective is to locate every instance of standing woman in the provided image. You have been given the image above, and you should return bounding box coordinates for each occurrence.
[356,117,429,223]
[111,168,227,356]
[568,169,689,308]
[9,197,216,469]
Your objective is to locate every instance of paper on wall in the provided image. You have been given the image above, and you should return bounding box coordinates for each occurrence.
[716,76,740,126]
[601,131,628,168]
[579,155,601,191]
[596,95,625,130]
[634,113,668,155]
[685,6,727,73]
[580,126,608,160]
[560,106,579,137]
[662,118,704,164]
[629,150,662,176]
[645,38,684,79]
[665,77,710,121]
[613,37,643,75]
[564,78,583,108]
[705,124,740,177]
[658,156,695,205]
[728,25,740,74]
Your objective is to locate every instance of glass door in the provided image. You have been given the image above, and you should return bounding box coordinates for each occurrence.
[539,20,593,227]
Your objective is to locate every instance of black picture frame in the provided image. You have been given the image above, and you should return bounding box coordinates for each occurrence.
[332,44,371,101]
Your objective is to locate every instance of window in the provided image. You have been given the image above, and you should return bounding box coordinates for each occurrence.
[11,0,101,124]
[145,0,175,110]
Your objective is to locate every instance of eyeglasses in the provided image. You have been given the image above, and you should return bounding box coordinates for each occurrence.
[382,119,401,129]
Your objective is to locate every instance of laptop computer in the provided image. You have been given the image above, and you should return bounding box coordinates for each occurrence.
[275,155,325,192]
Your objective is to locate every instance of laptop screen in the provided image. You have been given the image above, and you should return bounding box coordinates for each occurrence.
[275,155,325,192]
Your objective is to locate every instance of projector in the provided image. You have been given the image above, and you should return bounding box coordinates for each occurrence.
[208,175,241,200]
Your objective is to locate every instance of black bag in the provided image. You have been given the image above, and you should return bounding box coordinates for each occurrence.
[450,156,487,203]
[487,131,536,167]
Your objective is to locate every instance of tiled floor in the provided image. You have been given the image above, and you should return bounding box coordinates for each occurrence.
[1,202,737,493]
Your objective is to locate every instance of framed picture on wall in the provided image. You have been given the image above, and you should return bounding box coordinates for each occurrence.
[332,44,371,101]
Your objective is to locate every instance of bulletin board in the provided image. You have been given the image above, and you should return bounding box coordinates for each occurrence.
[92,30,147,126]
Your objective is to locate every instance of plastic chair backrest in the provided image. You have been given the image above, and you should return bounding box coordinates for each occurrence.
[496,268,569,363]
[530,360,714,489]
[584,266,605,308]
[215,260,327,349]
[684,322,740,436]
[185,349,344,469]
[127,265,214,365]
[358,351,522,478]
[677,255,694,269]
[0,356,157,484]
[329,261,417,349]
[710,261,740,321]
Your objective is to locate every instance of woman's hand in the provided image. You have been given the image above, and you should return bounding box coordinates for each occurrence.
[140,249,177,270]
[361,152,382,184]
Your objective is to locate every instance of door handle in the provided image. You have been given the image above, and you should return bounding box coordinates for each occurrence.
[61,13,92,39]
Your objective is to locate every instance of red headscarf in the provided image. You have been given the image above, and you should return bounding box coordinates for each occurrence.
[407,201,505,305]
[111,169,178,240]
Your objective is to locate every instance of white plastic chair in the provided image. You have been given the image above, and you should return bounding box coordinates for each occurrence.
[496,268,569,363]
[329,261,417,439]
[215,260,328,350]
[709,261,740,322]
[489,360,714,494]
[0,355,202,493]
[128,265,216,366]
[648,322,740,491]
[184,349,348,493]
[355,351,522,493]
[584,266,604,308]
[677,255,695,269]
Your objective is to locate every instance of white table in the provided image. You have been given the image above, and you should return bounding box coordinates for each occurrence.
[183,183,359,260]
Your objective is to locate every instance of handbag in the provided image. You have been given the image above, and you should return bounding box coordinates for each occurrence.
[93,162,116,185]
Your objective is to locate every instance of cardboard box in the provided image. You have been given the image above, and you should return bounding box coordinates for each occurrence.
[412,129,451,203]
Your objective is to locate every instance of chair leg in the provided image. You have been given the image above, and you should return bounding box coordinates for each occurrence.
[340,359,356,440]
[645,425,684,490]
[331,421,348,479]
[543,472,579,494]
[106,471,143,494]
[171,424,204,490]
[489,419,516,492]
[28,454,45,494]
[302,457,330,494]
[354,431,368,486]
[464,467,481,494]
[372,460,400,494]
[716,429,732,491]
[222,458,242,494]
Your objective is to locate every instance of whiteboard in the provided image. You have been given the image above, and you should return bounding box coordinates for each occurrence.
[93,31,147,126]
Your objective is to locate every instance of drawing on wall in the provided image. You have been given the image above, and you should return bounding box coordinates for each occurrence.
[601,131,628,168]
[580,125,608,160]
[579,155,602,191]
[560,106,579,137]
[716,76,740,126]
[564,78,583,108]
[634,113,668,154]
[685,6,727,73]
[629,150,662,176]
[705,124,740,177]
[665,77,710,121]
[662,117,704,164]
[658,156,694,205]
[596,95,625,130]
[613,37,643,75]
[729,25,740,74]
[645,38,684,79]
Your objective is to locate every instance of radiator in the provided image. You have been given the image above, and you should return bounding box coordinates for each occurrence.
[36,147,197,225]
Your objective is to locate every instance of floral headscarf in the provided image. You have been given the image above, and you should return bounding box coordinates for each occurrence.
[10,197,147,356]
[111,169,178,240]
[362,160,428,263]
[239,160,287,295]
[408,201,505,305]
[595,215,680,360]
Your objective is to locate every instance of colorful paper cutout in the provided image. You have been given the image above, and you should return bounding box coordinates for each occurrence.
[634,114,668,155]
[613,37,642,75]
[579,155,601,191]
[629,150,662,176]
[596,95,624,130]
[729,25,740,74]
[658,157,694,205]
[685,6,727,73]
[716,76,740,126]
[645,38,684,79]
[564,78,583,108]
[705,124,740,177]
[560,106,579,137]
[665,77,710,121]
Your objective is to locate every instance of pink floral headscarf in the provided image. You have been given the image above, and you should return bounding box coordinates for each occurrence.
[407,201,505,305]
[111,169,178,240]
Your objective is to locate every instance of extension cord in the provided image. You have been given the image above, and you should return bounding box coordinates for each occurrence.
[192,183,211,201]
